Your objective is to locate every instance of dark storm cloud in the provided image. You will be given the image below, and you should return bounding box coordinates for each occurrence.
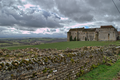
[29,0,55,10]
[50,29,56,32]
[0,0,120,35]
[47,29,56,32]
[85,0,120,22]
[55,0,120,23]
[42,10,51,19]
[15,26,36,31]
[0,0,63,30]
[54,0,94,22]
[0,27,7,32]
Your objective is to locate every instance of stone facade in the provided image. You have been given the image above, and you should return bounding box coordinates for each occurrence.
[118,31,120,39]
[67,25,119,41]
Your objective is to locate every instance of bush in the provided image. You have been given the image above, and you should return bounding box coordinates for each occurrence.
[70,36,72,41]
[85,37,87,41]
[74,37,76,41]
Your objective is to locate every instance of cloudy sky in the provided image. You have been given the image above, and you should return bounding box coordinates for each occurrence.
[0,0,120,38]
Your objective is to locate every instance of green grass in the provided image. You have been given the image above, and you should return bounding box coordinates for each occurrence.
[76,58,120,80]
[1,41,120,50]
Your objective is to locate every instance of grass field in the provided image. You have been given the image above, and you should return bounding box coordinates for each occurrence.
[76,57,120,80]
[1,41,120,50]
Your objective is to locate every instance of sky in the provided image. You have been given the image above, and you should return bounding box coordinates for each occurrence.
[0,0,120,38]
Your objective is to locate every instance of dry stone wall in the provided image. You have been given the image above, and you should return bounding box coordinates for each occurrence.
[0,45,119,80]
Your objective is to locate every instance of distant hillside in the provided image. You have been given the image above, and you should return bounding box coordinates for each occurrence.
[1,40,119,50]
[0,38,67,48]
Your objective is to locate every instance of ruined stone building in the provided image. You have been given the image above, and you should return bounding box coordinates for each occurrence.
[67,25,119,41]
[118,31,120,38]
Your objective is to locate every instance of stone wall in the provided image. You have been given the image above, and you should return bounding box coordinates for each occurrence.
[0,46,119,80]
[67,32,71,41]
[98,28,117,41]
[87,32,95,41]
[70,31,77,40]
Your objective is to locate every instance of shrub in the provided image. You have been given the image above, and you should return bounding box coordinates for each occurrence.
[74,37,76,41]
[85,37,87,41]
[70,36,72,41]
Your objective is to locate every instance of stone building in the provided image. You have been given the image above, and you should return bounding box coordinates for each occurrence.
[67,25,119,41]
[118,31,120,39]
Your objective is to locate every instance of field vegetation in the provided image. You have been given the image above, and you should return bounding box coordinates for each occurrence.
[1,40,119,50]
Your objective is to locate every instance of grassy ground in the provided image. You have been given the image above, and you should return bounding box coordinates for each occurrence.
[1,41,120,50]
[76,57,120,80]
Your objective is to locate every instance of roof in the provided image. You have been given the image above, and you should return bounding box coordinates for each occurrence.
[68,25,117,32]
[69,28,84,32]
[82,28,96,32]
[101,25,114,28]
[68,28,96,32]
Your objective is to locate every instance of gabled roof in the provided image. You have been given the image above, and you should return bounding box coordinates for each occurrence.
[101,25,114,28]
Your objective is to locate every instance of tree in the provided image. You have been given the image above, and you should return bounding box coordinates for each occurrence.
[74,37,76,41]
[85,37,87,41]
[70,36,72,41]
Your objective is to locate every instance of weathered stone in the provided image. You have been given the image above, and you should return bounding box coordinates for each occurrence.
[31,55,35,58]
[106,62,113,66]
[0,57,5,61]
[0,50,3,55]
[112,59,116,63]
[104,50,114,56]
[0,46,119,80]
[118,76,120,79]
[0,65,2,70]
[64,48,72,53]
[47,74,52,78]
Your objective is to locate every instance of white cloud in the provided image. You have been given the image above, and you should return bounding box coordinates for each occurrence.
[24,4,35,9]
[21,30,31,34]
